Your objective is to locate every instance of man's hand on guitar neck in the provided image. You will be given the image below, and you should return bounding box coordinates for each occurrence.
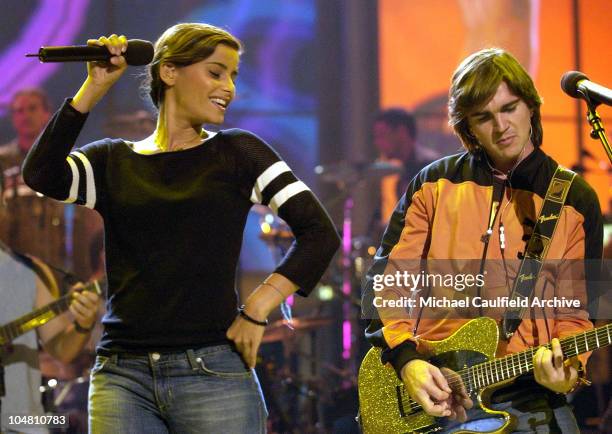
[401,359,473,422]
[36,278,102,364]
[69,282,100,332]
[533,338,580,394]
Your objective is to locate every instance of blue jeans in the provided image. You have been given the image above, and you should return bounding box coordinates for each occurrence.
[88,344,267,433]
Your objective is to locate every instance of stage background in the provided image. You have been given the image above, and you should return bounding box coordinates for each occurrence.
[379,0,611,214]
[0,0,318,273]
[0,1,610,431]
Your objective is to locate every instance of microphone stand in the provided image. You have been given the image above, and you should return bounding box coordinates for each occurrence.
[579,89,612,165]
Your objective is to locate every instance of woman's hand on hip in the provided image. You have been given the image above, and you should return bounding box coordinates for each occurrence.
[226,311,266,368]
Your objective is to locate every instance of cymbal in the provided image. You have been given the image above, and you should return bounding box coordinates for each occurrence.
[262,317,333,343]
[315,161,403,184]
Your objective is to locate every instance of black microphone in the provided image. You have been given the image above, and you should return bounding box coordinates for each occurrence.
[25,39,154,66]
[561,71,612,107]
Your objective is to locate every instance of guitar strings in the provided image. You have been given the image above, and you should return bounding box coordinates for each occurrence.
[1,279,102,342]
[403,326,609,411]
[400,325,611,413]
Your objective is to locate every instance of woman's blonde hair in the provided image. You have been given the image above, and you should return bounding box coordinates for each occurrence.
[143,23,242,108]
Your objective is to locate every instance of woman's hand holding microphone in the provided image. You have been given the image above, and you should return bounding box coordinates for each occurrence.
[72,34,129,113]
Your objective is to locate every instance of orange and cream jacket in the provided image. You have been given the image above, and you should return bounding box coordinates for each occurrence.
[362,147,603,375]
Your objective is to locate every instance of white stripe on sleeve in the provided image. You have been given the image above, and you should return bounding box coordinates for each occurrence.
[250,161,291,204]
[62,155,79,204]
[268,181,310,213]
[71,151,96,209]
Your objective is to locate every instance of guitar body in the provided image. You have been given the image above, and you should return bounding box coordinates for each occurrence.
[358,318,514,433]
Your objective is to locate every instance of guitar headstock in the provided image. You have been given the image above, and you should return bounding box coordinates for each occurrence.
[73,278,105,297]
[86,279,103,296]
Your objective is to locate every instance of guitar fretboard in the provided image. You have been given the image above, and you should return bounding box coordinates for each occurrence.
[0,280,101,344]
[463,324,612,391]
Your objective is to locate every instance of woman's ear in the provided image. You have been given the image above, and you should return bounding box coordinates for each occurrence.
[159,62,177,87]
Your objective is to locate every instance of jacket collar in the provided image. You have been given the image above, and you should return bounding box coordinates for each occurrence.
[472,147,549,188]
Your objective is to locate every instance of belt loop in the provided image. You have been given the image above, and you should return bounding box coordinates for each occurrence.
[186,349,200,370]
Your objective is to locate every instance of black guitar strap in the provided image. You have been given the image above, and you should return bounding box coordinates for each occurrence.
[501,165,576,340]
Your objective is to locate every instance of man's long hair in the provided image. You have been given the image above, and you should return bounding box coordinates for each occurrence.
[448,48,543,152]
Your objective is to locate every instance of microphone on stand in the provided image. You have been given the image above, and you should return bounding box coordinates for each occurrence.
[25,39,154,66]
[561,71,612,107]
[561,71,612,165]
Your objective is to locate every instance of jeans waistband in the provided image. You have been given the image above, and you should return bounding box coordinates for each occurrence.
[103,344,235,368]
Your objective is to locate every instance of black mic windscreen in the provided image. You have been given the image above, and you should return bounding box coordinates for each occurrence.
[560,71,589,98]
[125,39,154,66]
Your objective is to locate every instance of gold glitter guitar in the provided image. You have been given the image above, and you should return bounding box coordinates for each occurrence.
[358,317,611,433]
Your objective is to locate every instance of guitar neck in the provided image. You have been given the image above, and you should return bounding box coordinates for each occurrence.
[469,324,612,390]
[0,280,102,344]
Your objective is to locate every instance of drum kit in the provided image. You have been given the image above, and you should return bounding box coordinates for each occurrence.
[251,160,402,433]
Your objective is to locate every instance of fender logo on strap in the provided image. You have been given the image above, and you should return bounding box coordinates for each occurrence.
[538,213,559,224]
[518,273,536,282]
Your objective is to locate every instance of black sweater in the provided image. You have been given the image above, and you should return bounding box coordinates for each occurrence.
[23,100,340,353]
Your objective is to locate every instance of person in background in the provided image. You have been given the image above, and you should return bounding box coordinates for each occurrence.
[0,88,51,159]
[1,245,101,434]
[39,229,107,433]
[372,108,438,231]
[0,89,68,272]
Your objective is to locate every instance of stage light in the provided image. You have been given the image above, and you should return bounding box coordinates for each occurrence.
[317,285,334,301]
[342,320,351,359]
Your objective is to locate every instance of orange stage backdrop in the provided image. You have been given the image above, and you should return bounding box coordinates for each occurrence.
[379,0,611,213]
